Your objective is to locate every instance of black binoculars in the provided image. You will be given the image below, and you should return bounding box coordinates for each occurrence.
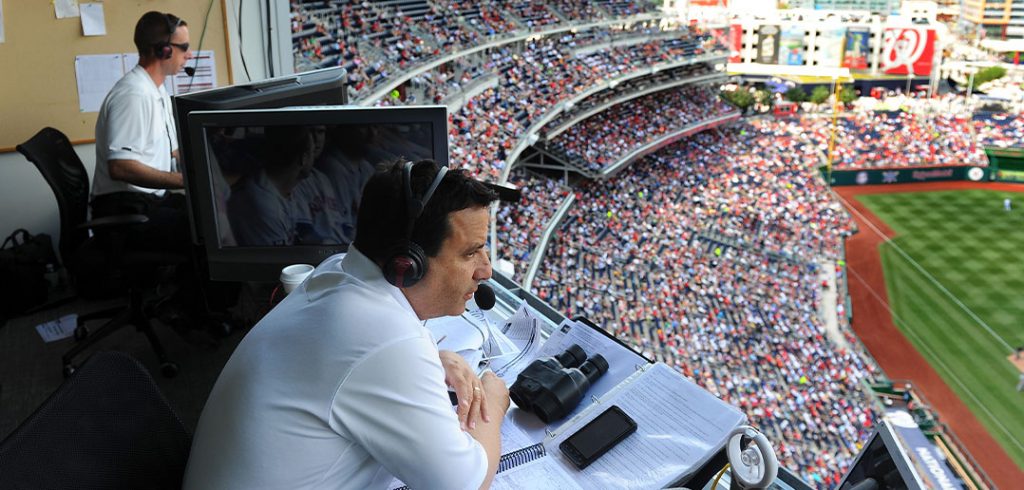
[509,344,609,423]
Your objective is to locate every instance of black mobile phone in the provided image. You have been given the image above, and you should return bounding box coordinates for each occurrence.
[559,405,637,470]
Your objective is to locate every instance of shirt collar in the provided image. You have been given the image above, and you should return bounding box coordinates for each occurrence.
[342,246,419,319]
[129,65,167,99]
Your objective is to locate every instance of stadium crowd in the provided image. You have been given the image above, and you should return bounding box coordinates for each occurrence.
[526,124,875,486]
[759,92,1024,169]
[446,33,723,181]
[974,112,1024,148]
[547,85,735,171]
[290,0,663,99]
[494,169,571,281]
[797,111,982,169]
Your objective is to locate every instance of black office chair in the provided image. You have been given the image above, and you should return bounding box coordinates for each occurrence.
[0,351,192,489]
[17,127,182,377]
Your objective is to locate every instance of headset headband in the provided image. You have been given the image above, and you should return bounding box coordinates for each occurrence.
[403,162,448,239]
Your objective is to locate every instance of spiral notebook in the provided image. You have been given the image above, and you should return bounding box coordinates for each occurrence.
[391,444,546,490]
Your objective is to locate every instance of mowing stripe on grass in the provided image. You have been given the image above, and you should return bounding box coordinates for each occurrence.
[834,191,1014,353]
[847,264,1024,455]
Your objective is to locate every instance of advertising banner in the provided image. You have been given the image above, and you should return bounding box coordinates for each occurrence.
[729,24,743,63]
[756,25,780,64]
[884,411,963,490]
[780,27,804,65]
[881,28,936,75]
[817,27,845,67]
[825,166,990,186]
[710,27,729,55]
[842,27,870,69]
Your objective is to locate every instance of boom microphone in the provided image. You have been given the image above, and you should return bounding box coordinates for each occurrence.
[184,66,196,77]
[474,283,495,311]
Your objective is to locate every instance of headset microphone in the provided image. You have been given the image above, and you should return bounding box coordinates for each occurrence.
[474,284,495,311]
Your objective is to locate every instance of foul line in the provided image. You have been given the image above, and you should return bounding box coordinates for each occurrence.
[847,265,1024,454]
[834,191,1014,353]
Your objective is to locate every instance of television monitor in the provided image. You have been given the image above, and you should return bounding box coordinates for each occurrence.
[172,67,348,243]
[184,105,449,281]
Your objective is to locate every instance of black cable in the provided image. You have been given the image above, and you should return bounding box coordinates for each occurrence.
[185,0,217,93]
[265,0,275,77]
[237,0,252,81]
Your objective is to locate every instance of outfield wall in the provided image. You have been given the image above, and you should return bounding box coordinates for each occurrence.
[984,147,1024,183]
[824,165,991,186]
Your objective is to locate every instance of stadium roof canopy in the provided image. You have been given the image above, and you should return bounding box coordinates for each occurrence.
[728,63,854,83]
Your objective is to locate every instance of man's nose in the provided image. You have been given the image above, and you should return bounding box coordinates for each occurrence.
[475,253,492,281]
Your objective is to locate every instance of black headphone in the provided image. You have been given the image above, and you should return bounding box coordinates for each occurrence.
[382,162,448,288]
[155,14,182,60]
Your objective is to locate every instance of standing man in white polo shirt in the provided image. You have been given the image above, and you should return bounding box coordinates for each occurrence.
[91,11,192,249]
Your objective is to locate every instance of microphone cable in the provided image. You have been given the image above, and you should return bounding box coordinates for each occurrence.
[184,0,218,92]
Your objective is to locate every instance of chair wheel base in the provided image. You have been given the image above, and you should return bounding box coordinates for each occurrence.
[160,362,179,378]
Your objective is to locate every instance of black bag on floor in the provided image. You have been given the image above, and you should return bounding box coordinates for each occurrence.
[0,229,58,320]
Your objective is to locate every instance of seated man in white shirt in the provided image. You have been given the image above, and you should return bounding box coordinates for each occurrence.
[91,11,193,250]
[184,160,510,489]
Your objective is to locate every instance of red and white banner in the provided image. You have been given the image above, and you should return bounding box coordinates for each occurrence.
[880,28,936,76]
[728,24,743,63]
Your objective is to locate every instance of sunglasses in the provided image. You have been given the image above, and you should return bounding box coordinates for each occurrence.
[169,42,190,52]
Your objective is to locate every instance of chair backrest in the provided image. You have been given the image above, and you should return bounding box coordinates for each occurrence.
[15,127,91,264]
[0,351,192,489]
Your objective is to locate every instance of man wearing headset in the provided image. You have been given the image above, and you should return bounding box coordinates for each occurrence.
[90,11,192,243]
[90,13,240,336]
[185,160,510,489]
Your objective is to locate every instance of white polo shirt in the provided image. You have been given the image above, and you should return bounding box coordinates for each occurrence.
[183,247,488,490]
[92,65,178,198]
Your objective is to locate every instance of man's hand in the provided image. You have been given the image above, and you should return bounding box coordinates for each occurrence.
[439,350,488,430]
[480,371,510,415]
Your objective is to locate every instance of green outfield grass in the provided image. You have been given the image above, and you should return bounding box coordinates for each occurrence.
[857,189,1024,470]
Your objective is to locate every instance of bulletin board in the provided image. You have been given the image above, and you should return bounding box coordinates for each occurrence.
[0,1,232,151]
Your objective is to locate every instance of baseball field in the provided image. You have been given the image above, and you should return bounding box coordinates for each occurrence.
[854,188,1024,471]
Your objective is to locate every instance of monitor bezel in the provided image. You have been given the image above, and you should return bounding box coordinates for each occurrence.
[172,67,348,245]
[184,105,449,282]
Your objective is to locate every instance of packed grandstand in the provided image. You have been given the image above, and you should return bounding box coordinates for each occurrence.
[292,0,1021,486]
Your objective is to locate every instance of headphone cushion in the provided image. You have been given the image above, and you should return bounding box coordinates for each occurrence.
[383,241,428,288]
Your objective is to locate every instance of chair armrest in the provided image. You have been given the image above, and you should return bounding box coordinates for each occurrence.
[76,214,149,231]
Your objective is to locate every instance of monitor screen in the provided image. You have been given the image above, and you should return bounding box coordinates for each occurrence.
[172,67,348,244]
[185,105,449,281]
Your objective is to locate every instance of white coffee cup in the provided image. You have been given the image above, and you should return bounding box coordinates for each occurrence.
[280,264,315,294]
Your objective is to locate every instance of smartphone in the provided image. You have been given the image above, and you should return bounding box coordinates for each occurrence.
[559,405,637,470]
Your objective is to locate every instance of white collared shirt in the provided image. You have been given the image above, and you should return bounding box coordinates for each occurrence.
[92,65,178,198]
[183,247,487,490]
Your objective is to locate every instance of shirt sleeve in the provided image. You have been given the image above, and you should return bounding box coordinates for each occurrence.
[330,336,488,490]
[104,92,151,162]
